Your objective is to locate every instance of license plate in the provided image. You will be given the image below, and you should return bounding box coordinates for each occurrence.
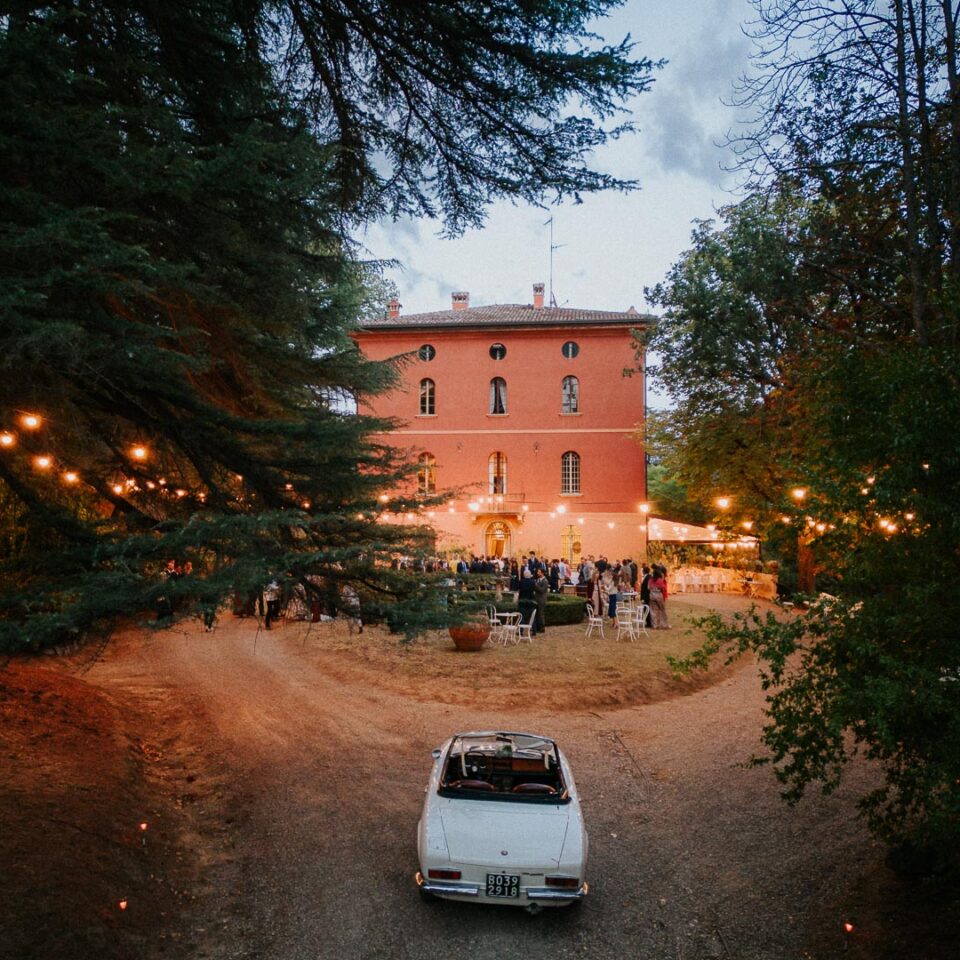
[486,873,520,898]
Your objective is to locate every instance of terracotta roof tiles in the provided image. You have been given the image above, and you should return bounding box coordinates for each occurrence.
[360,303,653,330]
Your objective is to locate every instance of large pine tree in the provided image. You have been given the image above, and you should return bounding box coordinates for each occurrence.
[0,2,652,648]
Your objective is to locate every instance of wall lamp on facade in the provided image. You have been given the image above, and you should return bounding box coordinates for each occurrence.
[716,497,731,510]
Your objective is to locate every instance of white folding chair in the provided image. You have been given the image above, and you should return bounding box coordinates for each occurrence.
[633,604,650,638]
[584,604,605,639]
[516,607,537,643]
[499,611,521,645]
[615,610,637,641]
[486,605,504,643]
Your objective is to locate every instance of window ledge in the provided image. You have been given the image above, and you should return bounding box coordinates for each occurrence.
[486,413,509,418]
[560,412,582,417]
[416,413,438,418]
[559,492,583,497]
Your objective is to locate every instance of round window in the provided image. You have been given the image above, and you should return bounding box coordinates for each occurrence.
[562,341,579,359]
[418,344,436,361]
[489,343,507,360]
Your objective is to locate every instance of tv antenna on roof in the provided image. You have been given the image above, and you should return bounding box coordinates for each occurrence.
[544,216,565,308]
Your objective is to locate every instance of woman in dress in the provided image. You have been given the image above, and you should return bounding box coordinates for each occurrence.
[586,569,604,618]
[602,568,619,620]
[647,564,670,629]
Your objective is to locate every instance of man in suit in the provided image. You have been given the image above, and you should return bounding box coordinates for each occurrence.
[533,567,550,634]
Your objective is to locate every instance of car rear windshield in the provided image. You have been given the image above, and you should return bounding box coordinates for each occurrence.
[438,733,570,803]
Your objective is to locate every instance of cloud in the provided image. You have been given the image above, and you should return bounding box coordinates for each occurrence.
[640,88,729,183]
[632,0,751,185]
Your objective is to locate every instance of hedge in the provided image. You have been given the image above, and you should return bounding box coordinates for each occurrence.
[489,592,586,626]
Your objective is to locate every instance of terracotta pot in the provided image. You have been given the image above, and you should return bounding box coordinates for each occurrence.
[448,623,490,651]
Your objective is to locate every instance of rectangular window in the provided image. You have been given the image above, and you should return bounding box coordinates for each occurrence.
[490,378,506,415]
[561,452,580,494]
[419,379,435,415]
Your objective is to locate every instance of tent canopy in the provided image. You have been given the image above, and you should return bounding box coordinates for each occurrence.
[647,516,758,545]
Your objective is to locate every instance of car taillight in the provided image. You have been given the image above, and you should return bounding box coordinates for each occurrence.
[545,876,580,888]
[428,869,462,880]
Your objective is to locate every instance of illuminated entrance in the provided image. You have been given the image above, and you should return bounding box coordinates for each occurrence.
[484,520,512,558]
[561,525,582,565]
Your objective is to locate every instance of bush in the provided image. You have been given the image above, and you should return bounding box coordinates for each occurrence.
[491,593,586,626]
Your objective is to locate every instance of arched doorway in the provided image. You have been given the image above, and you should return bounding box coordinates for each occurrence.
[484,520,512,558]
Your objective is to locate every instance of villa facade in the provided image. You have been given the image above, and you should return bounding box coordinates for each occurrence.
[353,284,651,563]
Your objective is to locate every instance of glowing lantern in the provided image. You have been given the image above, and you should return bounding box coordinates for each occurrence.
[0,432,14,447]
[35,455,52,470]
[21,414,40,429]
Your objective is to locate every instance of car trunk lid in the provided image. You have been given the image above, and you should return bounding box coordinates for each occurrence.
[439,800,569,867]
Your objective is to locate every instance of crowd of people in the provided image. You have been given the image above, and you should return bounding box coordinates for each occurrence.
[453,552,674,633]
[155,550,673,634]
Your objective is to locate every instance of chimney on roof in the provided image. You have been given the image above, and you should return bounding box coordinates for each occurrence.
[533,283,545,309]
[387,297,401,320]
[451,291,469,310]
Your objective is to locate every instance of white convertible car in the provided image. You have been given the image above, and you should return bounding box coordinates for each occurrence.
[415,731,589,913]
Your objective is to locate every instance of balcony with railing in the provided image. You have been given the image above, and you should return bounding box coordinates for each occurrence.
[464,492,527,522]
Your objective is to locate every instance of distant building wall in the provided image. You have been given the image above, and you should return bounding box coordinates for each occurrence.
[354,294,650,562]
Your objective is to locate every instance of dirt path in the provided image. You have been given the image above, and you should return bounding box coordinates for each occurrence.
[82,597,950,960]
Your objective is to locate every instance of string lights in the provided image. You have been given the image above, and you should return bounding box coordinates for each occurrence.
[0,411,929,540]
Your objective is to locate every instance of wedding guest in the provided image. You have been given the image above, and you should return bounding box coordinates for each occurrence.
[648,564,670,629]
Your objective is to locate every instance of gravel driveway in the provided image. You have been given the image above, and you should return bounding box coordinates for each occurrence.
[89,596,888,960]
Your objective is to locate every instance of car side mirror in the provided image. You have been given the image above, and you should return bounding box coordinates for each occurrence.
[431,748,442,760]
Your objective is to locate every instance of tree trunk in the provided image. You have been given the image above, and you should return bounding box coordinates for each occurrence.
[797,532,816,595]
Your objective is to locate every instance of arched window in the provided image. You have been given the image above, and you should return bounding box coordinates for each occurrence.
[561,375,579,414]
[419,378,435,415]
[417,453,436,494]
[561,451,580,494]
[489,451,507,494]
[489,377,507,415]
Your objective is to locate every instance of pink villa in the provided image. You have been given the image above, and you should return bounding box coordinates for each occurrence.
[353,284,652,564]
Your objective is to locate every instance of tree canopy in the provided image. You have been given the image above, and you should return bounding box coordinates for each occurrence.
[0,1,653,649]
[649,1,960,862]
